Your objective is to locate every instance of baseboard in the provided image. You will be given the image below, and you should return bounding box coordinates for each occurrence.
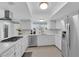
[37,45,55,47]
[28,46,37,48]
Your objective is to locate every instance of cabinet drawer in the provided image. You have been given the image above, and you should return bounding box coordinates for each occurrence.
[1,47,15,57]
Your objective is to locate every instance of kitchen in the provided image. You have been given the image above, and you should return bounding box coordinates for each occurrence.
[0,2,79,57]
[0,2,64,57]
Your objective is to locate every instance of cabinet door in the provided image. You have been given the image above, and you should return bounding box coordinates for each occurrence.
[31,36,37,46]
[48,36,55,45]
[15,40,22,57]
[37,35,54,46]
[21,36,28,56]
[55,35,62,50]
[38,36,49,46]
[1,46,15,57]
[21,38,27,55]
[28,36,32,46]
[28,36,37,46]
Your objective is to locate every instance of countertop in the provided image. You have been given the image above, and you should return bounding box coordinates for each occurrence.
[28,34,56,36]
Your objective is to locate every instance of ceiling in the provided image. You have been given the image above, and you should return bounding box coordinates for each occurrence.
[26,2,79,21]
[26,2,67,20]
[51,2,79,20]
[0,2,79,21]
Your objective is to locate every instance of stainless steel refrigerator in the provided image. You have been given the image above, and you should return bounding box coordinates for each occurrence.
[62,15,79,57]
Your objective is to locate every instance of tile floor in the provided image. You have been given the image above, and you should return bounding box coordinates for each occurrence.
[26,46,62,57]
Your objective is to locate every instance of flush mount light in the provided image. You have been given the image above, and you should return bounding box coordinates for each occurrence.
[40,2,48,10]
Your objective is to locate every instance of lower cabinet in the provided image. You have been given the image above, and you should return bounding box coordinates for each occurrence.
[37,35,55,46]
[1,37,28,57]
[15,40,22,57]
[55,35,62,50]
[1,46,15,57]
[37,35,62,50]
[21,37,28,55]
[15,37,28,57]
[28,35,37,47]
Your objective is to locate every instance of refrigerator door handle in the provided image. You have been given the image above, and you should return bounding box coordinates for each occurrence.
[69,25,71,49]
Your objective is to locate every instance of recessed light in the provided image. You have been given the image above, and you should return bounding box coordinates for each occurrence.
[40,2,48,10]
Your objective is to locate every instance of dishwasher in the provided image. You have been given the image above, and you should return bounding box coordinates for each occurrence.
[28,35,37,47]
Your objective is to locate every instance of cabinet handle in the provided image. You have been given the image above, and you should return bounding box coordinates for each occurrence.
[69,25,71,49]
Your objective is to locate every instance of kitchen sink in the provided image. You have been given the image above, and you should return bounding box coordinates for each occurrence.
[1,36,23,42]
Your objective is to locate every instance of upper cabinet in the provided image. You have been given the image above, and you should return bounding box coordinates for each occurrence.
[0,9,4,18]
[47,20,56,29]
[56,20,65,31]
[48,20,65,30]
[56,21,62,29]
[0,9,13,19]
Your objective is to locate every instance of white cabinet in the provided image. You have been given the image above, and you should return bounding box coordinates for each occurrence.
[37,35,54,46]
[28,35,37,47]
[15,37,28,57]
[15,40,22,57]
[0,20,15,41]
[0,9,13,19]
[56,21,62,29]
[47,20,56,29]
[1,46,15,57]
[0,36,28,57]
[13,37,28,57]
[37,34,62,50]
[55,31,62,50]
[0,9,4,18]
[21,37,28,55]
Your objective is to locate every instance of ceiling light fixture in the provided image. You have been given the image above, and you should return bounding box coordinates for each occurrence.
[40,19,45,22]
[40,2,48,10]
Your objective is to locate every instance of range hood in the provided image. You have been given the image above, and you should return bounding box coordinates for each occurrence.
[0,10,12,20]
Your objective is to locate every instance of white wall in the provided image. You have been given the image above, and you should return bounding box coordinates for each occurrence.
[20,20,31,29]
